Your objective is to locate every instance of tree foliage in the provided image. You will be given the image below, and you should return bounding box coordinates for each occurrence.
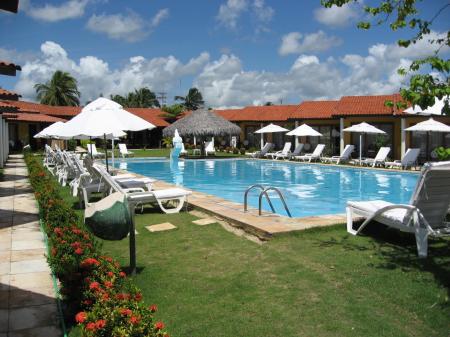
[160,103,185,122]
[111,87,160,108]
[174,87,205,110]
[322,0,450,115]
[34,70,80,106]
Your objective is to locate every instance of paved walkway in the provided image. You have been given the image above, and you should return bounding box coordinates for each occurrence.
[0,155,61,337]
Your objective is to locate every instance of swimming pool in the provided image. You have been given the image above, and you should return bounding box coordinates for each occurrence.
[115,158,419,218]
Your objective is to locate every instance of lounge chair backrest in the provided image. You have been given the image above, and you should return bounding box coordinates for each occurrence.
[280,142,292,154]
[312,144,325,157]
[205,141,214,152]
[292,143,304,156]
[87,144,96,155]
[93,164,125,194]
[118,143,127,154]
[402,148,420,166]
[374,147,391,161]
[341,144,354,158]
[410,161,450,229]
[260,143,273,155]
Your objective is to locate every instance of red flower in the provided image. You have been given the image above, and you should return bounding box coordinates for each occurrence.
[102,293,109,301]
[95,319,106,329]
[81,258,100,268]
[134,292,143,301]
[154,321,165,330]
[116,293,130,300]
[75,311,87,323]
[74,247,84,255]
[130,315,141,325]
[82,299,93,306]
[72,228,82,235]
[89,282,100,291]
[86,322,96,331]
[71,241,81,249]
[149,305,158,313]
[107,271,114,277]
[53,227,63,236]
[119,271,126,278]
[104,281,113,288]
[51,247,57,256]
[120,308,132,316]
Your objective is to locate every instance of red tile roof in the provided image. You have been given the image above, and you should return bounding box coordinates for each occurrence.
[2,112,66,123]
[0,60,21,71]
[216,105,298,122]
[0,101,18,110]
[0,88,21,98]
[290,100,338,119]
[4,100,80,117]
[124,108,170,127]
[332,94,407,116]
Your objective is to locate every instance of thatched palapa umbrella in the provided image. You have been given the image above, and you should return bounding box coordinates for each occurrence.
[163,108,241,155]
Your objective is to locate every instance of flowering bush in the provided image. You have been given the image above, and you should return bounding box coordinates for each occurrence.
[24,152,169,337]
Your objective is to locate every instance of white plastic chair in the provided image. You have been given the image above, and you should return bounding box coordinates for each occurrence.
[265,142,291,159]
[361,147,391,167]
[323,144,354,164]
[294,144,325,162]
[87,144,105,158]
[118,143,134,158]
[276,143,304,160]
[385,148,420,169]
[205,141,215,156]
[346,161,450,258]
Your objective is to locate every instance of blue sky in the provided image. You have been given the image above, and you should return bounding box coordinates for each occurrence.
[0,0,448,107]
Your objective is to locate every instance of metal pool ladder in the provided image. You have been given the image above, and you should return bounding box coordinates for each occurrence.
[244,184,292,218]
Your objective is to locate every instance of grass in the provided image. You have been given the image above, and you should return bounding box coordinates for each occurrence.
[97,147,245,159]
[60,187,450,337]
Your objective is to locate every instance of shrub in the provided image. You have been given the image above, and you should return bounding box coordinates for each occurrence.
[240,148,246,155]
[24,152,169,337]
[225,146,231,153]
[232,147,239,154]
[67,139,77,151]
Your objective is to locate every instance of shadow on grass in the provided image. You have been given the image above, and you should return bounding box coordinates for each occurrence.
[316,222,450,300]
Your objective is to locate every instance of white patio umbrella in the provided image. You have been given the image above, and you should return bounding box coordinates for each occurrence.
[57,97,156,171]
[344,122,386,164]
[405,95,449,115]
[405,118,450,160]
[34,121,66,139]
[286,124,322,150]
[254,123,289,149]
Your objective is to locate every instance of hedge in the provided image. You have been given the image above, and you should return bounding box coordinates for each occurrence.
[24,152,169,337]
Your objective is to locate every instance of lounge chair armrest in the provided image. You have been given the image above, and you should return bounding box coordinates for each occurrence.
[124,187,145,193]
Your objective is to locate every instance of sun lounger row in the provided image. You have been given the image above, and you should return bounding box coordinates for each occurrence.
[246,142,422,169]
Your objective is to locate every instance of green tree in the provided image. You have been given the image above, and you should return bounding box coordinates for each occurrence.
[110,87,160,108]
[322,0,450,115]
[175,87,205,110]
[160,103,185,122]
[34,70,80,106]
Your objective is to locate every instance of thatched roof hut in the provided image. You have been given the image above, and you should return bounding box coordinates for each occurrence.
[162,108,241,138]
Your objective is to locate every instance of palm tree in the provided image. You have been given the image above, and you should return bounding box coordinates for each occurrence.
[175,87,204,110]
[34,70,80,106]
[110,87,160,108]
[161,103,185,122]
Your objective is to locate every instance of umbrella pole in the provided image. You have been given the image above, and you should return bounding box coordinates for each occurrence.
[89,137,93,159]
[104,134,109,173]
[112,137,115,170]
[359,133,362,164]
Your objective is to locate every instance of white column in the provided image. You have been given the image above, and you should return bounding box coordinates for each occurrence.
[400,118,406,159]
[294,120,299,148]
[0,119,4,168]
[5,120,8,160]
[260,123,264,149]
[340,118,345,154]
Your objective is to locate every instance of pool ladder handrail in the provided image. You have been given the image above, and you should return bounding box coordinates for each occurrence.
[244,184,292,218]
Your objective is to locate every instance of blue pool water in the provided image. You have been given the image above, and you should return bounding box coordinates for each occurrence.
[114,158,419,218]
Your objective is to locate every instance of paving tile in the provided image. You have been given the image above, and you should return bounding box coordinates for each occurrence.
[0,262,10,275]
[10,249,46,262]
[9,287,56,308]
[10,259,50,275]
[0,275,10,291]
[11,240,45,251]
[0,241,11,252]
[0,309,8,332]
[145,222,177,232]
[8,325,61,337]
[192,218,217,226]
[8,304,58,331]
[9,272,53,291]
[0,290,8,309]
[11,232,44,242]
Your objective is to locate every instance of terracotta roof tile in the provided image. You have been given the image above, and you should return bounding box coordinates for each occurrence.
[124,108,169,127]
[3,112,66,123]
[0,88,21,98]
[290,100,338,119]
[3,100,80,116]
[0,60,21,71]
[332,94,407,116]
[216,105,297,122]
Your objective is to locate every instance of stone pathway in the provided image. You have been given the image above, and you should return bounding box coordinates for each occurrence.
[0,154,61,337]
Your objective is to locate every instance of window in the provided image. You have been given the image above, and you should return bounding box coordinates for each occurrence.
[245,125,261,148]
[411,131,450,161]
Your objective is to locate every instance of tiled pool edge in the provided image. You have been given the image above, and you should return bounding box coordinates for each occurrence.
[114,167,358,240]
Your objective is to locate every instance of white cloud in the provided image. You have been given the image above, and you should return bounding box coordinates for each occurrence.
[21,0,89,22]
[279,31,342,55]
[216,0,273,31]
[86,8,169,42]
[13,41,210,103]
[12,32,448,108]
[314,2,361,27]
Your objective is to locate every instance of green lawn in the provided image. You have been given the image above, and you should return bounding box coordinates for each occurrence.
[97,147,244,159]
[61,188,450,337]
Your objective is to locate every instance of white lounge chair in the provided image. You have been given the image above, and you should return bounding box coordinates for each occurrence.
[323,144,354,164]
[205,141,215,156]
[246,143,274,158]
[93,164,191,214]
[276,143,304,160]
[361,147,391,167]
[87,144,105,158]
[180,143,188,156]
[118,143,134,158]
[385,148,420,170]
[265,142,292,159]
[294,144,325,162]
[346,161,450,258]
